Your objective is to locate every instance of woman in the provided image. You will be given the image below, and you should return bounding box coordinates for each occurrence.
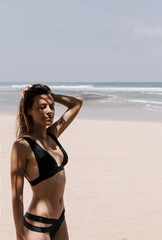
[11,84,83,240]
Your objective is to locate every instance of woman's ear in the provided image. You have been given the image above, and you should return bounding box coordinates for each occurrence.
[27,109,32,116]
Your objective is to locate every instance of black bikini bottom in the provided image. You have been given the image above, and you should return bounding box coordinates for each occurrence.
[24,209,65,240]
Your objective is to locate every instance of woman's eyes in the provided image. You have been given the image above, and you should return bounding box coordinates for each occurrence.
[39,106,46,109]
[39,105,54,110]
[50,105,54,110]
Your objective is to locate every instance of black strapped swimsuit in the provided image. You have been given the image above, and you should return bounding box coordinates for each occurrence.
[23,132,68,186]
[23,132,68,239]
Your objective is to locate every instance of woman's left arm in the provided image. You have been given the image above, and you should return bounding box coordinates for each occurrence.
[47,94,83,137]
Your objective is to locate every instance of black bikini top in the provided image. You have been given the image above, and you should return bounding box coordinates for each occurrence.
[22,132,68,186]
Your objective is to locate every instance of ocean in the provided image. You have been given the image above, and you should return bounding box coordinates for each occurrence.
[0,82,162,120]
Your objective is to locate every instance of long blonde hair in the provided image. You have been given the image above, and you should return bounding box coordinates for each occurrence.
[16,84,52,139]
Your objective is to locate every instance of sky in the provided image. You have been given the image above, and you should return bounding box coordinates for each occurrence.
[0,0,162,83]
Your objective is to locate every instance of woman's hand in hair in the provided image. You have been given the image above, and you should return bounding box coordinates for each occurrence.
[21,86,31,99]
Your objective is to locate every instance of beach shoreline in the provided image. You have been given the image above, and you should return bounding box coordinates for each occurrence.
[1,81,162,121]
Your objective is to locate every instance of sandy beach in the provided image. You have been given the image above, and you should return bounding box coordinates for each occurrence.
[0,114,162,240]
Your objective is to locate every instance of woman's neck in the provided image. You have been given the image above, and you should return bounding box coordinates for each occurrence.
[30,124,47,140]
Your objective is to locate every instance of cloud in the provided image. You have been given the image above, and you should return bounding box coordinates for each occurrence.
[132,26,162,38]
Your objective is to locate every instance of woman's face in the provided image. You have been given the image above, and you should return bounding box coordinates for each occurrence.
[27,94,55,127]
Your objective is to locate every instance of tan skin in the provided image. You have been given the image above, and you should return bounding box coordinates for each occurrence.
[11,92,83,240]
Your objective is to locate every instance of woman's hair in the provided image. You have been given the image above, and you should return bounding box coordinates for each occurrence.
[16,84,52,139]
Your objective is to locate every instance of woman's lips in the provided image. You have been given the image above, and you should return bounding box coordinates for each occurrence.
[45,117,53,120]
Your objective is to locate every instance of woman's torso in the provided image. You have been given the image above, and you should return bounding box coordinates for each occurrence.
[21,132,68,218]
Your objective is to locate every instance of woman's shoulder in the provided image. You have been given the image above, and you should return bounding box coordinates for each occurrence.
[11,138,29,171]
[12,136,30,154]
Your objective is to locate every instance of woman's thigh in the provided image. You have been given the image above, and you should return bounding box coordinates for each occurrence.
[24,226,51,240]
[53,220,69,240]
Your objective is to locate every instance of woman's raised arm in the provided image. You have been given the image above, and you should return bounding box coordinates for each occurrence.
[11,140,27,240]
[47,94,83,138]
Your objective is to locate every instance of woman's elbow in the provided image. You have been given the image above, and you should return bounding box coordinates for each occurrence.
[76,97,83,107]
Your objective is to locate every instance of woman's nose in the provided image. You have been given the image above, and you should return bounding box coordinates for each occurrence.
[46,105,54,113]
